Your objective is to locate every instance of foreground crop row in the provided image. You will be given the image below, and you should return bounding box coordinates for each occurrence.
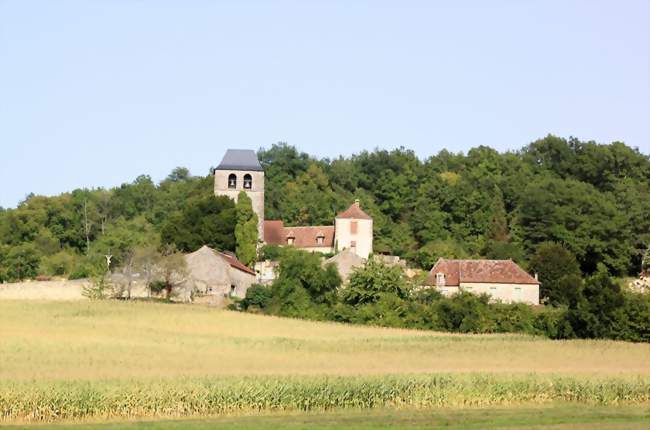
[2,374,649,423]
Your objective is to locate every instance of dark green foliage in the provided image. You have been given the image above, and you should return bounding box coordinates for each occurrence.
[567,266,627,339]
[234,192,258,267]
[342,259,409,306]
[240,284,272,311]
[160,195,236,253]
[529,243,582,305]
[434,293,495,333]
[0,243,40,281]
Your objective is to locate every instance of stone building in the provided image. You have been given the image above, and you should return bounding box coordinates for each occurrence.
[184,245,256,300]
[214,149,265,240]
[263,200,373,259]
[424,258,540,305]
[214,149,373,260]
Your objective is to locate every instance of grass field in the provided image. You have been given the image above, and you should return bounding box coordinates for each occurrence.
[4,405,650,429]
[1,300,649,426]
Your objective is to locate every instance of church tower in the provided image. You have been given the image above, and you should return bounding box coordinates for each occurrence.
[214,149,265,241]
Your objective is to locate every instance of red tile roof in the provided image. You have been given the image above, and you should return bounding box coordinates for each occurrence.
[425,258,539,286]
[336,201,372,220]
[263,220,285,244]
[264,220,334,248]
[217,251,256,275]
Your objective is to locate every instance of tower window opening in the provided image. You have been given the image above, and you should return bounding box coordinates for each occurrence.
[228,174,237,189]
[243,174,252,189]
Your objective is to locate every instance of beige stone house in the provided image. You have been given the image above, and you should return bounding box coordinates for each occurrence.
[424,258,540,305]
[184,245,256,300]
[263,200,373,259]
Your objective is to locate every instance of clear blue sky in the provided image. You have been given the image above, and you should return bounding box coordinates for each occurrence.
[1,1,648,208]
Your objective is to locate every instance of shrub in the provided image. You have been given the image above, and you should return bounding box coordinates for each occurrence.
[433,292,495,333]
[240,284,272,310]
[39,250,78,276]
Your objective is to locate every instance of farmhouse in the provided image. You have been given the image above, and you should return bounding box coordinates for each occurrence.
[424,258,540,305]
[214,149,373,259]
[184,245,256,300]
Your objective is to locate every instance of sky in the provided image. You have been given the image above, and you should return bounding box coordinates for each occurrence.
[1,0,649,208]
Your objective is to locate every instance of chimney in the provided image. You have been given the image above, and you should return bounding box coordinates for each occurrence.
[354,198,360,206]
[534,273,539,281]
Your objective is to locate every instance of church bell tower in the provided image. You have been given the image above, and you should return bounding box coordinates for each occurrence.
[214,149,265,242]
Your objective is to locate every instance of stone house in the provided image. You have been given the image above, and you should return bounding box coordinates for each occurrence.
[184,245,256,300]
[263,200,373,259]
[424,258,540,305]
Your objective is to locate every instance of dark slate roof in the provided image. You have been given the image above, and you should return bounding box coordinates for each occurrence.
[216,149,263,171]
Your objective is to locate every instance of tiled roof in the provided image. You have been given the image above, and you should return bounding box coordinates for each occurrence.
[336,201,372,220]
[424,258,539,286]
[264,220,335,248]
[217,250,256,275]
[215,149,263,171]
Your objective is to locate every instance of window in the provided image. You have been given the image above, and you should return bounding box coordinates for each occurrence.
[436,273,445,286]
[316,236,324,245]
[350,240,357,248]
[350,221,358,234]
[230,285,236,297]
[287,237,294,245]
[243,174,252,189]
[228,173,237,189]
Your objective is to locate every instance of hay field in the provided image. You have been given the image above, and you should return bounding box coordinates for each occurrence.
[1,300,649,424]
[2,300,649,381]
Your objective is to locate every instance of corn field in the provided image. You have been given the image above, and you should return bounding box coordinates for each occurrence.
[2,374,649,424]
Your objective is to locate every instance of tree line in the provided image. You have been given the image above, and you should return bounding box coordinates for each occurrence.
[0,135,648,282]
[237,246,649,342]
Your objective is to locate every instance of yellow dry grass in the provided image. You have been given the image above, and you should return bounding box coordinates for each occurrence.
[1,300,648,382]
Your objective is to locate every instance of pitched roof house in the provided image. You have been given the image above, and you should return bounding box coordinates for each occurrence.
[424,258,540,305]
[263,200,373,259]
[183,245,255,301]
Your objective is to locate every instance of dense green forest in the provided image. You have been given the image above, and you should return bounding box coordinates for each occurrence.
[0,134,649,283]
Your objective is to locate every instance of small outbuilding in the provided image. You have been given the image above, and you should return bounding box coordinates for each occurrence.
[424,258,540,305]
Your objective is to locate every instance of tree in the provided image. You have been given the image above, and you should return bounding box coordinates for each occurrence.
[414,239,468,270]
[1,243,41,281]
[235,192,258,267]
[160,195,236,252]
[485,186,509,243]
[157,245,189,300]
[133,245,161,297]
[567,266,625,339]
[342,259,408,307]
[529,242,582,305]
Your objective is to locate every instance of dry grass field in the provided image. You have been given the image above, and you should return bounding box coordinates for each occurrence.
[1,300,649,426]
[2,300,649,381]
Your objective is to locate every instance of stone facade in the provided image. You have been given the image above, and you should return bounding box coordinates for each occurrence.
[213,151,265,241]
[425,258,540,305]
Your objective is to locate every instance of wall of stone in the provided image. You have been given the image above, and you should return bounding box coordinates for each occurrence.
[214,170,265,241]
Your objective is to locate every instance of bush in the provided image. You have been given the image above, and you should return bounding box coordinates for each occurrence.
[433,293,495,333]
[533,307,574,339]
[240,284,272,310]
[39,250,78,276]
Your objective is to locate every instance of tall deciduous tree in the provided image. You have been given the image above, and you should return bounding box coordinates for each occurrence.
[235,191,259,267]
[529,242,582,305]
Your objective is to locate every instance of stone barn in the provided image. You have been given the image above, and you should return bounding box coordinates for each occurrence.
[184,245,255,301]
